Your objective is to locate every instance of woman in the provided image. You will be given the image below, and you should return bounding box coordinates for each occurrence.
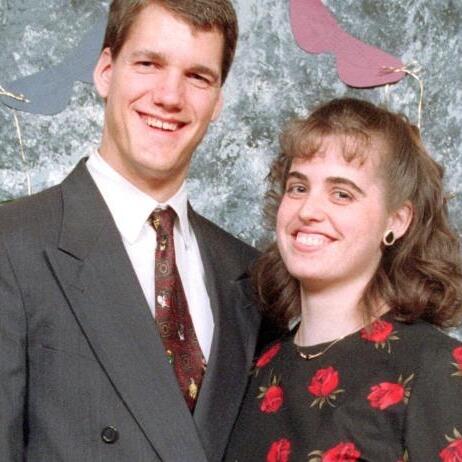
[225,98,462,461]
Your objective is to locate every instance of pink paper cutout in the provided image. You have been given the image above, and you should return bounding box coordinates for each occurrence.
[290,0,406,88]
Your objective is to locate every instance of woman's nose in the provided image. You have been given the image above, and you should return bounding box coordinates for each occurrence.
[297,195,326,222]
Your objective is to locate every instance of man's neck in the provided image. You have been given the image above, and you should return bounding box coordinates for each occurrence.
[96,148,186,202]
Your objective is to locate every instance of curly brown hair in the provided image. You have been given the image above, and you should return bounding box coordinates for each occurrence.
[102,0,238,84]
[253,97,462,328]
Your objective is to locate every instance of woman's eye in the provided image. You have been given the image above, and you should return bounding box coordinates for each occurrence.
[286,183,307,196]
[332,190,353,202]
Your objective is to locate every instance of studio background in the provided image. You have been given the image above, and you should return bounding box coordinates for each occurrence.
[1,0,461,338]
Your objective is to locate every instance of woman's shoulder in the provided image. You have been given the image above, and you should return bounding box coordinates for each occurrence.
[389,315,462,373]
[392,315,461,346]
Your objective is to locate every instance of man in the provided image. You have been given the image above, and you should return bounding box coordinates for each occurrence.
[0,1,261,460]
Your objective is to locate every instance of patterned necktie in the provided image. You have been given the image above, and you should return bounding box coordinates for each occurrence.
[149,207,206,411]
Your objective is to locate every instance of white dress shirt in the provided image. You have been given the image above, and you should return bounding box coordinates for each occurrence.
[86,150,214,360]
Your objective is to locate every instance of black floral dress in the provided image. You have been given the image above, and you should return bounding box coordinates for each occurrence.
[225,314,462,462]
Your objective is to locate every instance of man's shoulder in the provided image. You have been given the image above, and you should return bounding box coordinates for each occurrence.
[0,184,62,234]
[0,159,90,239]
[190,209,260,261]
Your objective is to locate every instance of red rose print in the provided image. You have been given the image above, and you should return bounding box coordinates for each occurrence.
[308,442,361,462]
[307,367,344,409]
[452,346,462,377]
[440,429,462,462]
[308,367,340,397]
[367,382,405,410]
[322,442,361,461]
[360,320,398,353]
[261,385,284,413]
[256,343,281,368]
[266,438,291,462]
[258,374,283,412]
[367,375,413,410]
[439,438,462,461]
[361,320,393,343]
[396,451,409,462]
[453,346,462,366]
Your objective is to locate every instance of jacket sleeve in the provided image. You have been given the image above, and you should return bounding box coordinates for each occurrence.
[0,236,27,460]
[404,335,462,460]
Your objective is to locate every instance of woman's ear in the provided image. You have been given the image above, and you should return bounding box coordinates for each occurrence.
[386,201,413,241]
[93,47,113,99]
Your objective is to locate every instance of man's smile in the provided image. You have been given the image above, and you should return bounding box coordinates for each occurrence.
[140,113,186,132]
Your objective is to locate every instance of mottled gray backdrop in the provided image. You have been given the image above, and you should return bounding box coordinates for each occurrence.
[1,1,461,337]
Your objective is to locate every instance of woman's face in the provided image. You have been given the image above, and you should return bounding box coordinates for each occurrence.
[276,135,396,291]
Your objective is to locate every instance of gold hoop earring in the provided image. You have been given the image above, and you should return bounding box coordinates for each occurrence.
[383,230,396,246]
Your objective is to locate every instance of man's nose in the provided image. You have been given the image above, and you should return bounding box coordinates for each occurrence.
[152,71,185,111]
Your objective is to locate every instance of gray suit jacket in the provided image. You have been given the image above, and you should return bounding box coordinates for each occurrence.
[0,160,260,461]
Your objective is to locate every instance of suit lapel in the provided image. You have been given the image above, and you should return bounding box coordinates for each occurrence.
[190,210,260,462]
[45,161,208,461]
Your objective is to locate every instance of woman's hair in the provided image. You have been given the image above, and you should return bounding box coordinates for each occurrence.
[102,0,238,84]
[253,97,462,328]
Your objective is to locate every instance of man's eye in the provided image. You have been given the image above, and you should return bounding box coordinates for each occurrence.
[136,61,159,69]
[188,73,213,88]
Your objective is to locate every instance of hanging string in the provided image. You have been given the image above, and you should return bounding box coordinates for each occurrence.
[0,84,29,103]
[12,110,32,195]
[382,61,424,129]
[382,65,457,204]
[0,84,32,196]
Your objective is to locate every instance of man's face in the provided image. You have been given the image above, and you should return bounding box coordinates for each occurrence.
[94,4,224,200]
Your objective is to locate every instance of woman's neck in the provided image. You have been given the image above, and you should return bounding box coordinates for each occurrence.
[296,277,383,347]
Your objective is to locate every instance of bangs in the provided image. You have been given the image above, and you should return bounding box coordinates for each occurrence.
[280,117,376,169]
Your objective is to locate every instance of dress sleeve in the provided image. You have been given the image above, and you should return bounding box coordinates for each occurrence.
[0,236,27,461]
[404,335,462,460]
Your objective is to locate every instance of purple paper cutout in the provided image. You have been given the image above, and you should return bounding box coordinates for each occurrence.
[290,0,406,88]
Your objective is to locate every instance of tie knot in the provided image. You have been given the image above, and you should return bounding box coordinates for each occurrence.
[149,207,176,236]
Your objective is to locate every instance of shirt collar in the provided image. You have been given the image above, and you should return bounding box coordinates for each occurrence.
[85,149,192,247]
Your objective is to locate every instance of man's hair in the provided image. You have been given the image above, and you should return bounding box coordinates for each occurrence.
[253,97,462,329]
[102,0,238,84]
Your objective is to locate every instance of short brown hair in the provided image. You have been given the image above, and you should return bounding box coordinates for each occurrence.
[254,97,462,328]
[102,0,238,84]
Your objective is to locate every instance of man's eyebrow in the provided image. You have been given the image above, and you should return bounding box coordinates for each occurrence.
[326,176,366,196]
[129,49,166,62]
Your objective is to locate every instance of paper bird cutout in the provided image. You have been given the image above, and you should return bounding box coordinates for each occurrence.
[290,0,405,88]
[0,13,107,115]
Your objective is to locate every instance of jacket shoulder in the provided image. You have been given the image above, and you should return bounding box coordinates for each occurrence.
[190,210,260,265]
[0,185,62,241]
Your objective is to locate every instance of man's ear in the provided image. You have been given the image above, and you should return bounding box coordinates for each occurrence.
[211,90,223,122]
[93,47,113,99]
[387,200,413,241]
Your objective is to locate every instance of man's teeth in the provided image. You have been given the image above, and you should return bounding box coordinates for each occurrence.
[145,117,179,131]
[296,233,328,247]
